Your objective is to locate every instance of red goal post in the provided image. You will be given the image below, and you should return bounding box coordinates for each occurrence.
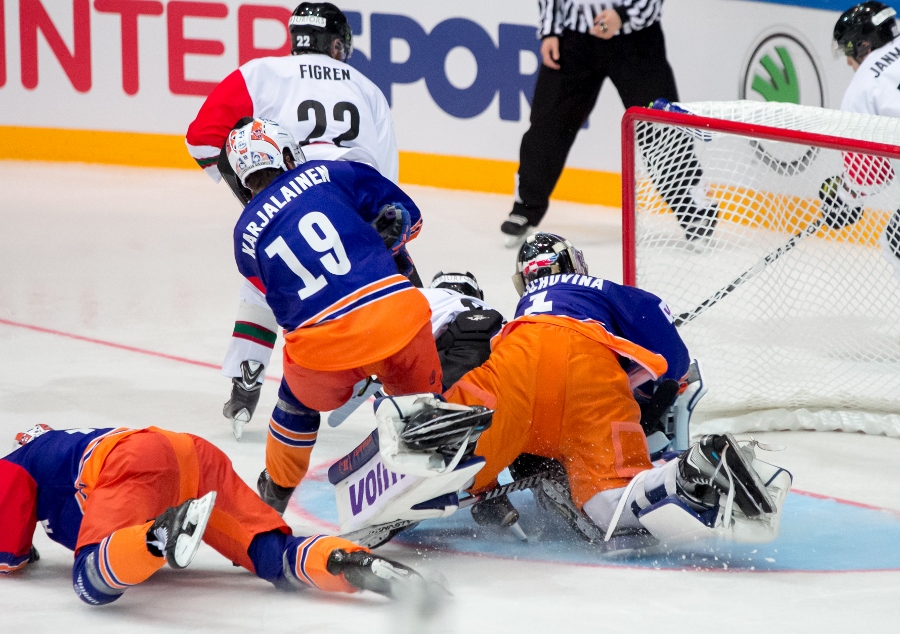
[621,102,900,436]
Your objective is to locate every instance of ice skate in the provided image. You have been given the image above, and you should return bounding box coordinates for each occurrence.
[257,469,295,515]
[327,548,448,600]
[501,213,534,248]
[146,491,217,569]
[677,433,776,517]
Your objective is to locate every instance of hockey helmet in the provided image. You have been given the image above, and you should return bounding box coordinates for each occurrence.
[225,119,305,188]
[289,3,353,61]
[834,2,899,62]
[512,232,588,296]
[430,271,484,300]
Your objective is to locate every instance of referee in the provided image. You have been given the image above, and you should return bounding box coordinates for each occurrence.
[502,0,718,246]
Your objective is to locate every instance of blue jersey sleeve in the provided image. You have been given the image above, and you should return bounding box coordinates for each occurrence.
[603,284,691,382]
[3,429,115,552]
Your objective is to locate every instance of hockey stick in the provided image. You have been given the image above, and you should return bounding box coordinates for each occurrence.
[341,470,656,553]
[674,217,824,327]
[327,377,384,427]
[749,140,819,177]
[340,471,553,548]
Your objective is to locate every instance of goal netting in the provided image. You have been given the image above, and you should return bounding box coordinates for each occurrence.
[622,101,900,437]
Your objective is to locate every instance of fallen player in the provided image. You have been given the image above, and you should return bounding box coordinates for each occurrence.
[0,424,433,604]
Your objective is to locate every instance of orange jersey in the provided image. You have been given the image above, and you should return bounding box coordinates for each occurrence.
[283,281,432,372]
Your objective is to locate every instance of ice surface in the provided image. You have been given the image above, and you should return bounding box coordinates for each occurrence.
[2,162,900,632]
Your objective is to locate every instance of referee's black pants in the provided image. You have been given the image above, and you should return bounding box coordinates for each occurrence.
[514,24,702,229]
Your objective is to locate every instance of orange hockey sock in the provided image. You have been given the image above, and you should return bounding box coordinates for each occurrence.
[284,535,368,594]
[95,521,166,590]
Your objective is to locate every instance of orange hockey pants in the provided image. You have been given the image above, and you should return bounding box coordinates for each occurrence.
[444,321,652,508]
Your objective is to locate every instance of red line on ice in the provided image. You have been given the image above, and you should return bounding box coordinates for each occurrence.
[0,317,282,382]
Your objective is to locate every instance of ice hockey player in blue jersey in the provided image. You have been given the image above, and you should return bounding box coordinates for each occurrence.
[0,424,433,603]
[225,119,442,513]
[432,232,792,546]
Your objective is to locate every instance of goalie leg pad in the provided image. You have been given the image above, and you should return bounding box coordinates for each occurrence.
[332,429,485,534]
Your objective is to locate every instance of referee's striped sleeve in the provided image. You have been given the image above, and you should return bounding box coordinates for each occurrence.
[618,0,665,31]
[538,0,560,37]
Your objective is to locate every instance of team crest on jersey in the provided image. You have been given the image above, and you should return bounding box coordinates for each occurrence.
[523,255,558,277]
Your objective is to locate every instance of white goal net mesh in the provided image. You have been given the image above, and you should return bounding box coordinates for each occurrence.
[625,101,900,435]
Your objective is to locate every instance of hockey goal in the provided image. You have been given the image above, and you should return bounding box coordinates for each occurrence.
[622,101,900,436]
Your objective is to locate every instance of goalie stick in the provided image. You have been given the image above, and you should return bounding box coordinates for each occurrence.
[674,217,824,327]
[340,470,656,553]
[340,471,553,548]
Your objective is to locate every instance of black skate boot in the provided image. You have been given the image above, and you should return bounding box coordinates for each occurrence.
[471,494,520,529]
[257,469,295,515]
[501,213,534,248]
[223,360,265,441]
[146,491,217,569]
[682,204,719,243]
[677,433,776,517]
[326,549,426,599]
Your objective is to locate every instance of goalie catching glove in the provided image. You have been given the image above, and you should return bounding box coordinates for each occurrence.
[818,175,864,230]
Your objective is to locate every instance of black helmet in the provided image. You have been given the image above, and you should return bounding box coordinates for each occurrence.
[512,232,588,296]
[289,3,352,61]
[834,2,898,63]
[430,271,484,300]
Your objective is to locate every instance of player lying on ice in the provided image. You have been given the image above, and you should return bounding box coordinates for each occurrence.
[222,119,443,515]
[331,233,793,549]
[0,424,433,604]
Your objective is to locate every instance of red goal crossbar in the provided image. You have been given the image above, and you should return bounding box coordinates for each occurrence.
[620,106,900,286]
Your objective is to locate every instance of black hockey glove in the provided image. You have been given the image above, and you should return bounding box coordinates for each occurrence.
[372,203,412,254]
[223,360,264,424]
[818,176,863,230]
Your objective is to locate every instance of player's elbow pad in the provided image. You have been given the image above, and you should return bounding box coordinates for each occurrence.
[72,547,125,606]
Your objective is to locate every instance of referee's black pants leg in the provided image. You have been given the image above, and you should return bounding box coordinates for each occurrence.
[513,32,604,227]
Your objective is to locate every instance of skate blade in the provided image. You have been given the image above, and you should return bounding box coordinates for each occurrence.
[171,491,217,569]
[508,521,528,542]
[504,232,530,249]
[232,410,250,441]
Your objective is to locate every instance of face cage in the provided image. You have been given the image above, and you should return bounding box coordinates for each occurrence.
[512,243,588,296]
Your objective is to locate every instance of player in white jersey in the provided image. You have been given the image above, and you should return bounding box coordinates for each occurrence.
[186,3,397,191]
[184,4,405,437]
[830,2,900,281]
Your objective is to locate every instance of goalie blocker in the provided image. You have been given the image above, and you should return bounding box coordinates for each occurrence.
[332,395,792,550]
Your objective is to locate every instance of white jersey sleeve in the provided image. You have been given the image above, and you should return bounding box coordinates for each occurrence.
[221,279,279,381]
[420,288,495,338]
[240,54,399,182]
[841,39,900,117]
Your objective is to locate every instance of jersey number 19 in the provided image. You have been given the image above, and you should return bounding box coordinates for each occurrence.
[265,212,351,300]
